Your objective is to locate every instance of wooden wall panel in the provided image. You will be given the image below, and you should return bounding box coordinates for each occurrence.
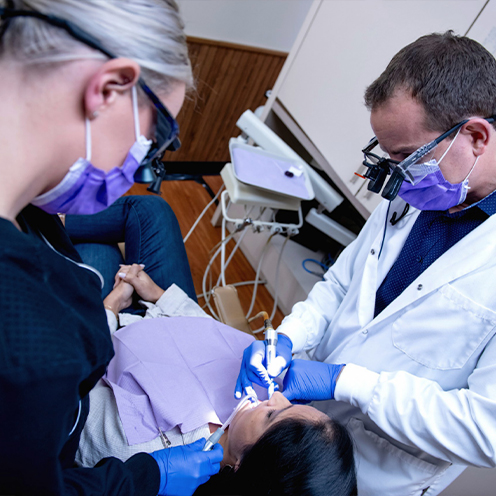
[165,38,287,163]
[127,39,288,327]
[128,178,286,328]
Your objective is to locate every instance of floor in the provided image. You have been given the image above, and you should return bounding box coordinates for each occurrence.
[128,175,285,333]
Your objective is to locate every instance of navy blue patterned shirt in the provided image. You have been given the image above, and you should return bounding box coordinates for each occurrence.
[374,191,496,317]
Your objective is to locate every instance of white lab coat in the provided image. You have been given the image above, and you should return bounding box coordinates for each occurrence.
[279,197,496,496]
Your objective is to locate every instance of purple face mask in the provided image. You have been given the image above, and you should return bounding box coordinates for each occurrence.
[398,167,471,210]
[32,87,152,215]
[398,130,478,211]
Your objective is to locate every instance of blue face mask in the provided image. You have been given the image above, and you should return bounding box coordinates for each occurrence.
[32,86,152,215]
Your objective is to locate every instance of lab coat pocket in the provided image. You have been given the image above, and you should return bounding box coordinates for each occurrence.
[348,418,448,496]
[392,284,496,370]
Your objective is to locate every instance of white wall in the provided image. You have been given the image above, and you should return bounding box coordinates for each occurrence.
[177,0,314,52]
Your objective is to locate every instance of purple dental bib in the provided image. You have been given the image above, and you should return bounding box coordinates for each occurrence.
[104,316,268,446]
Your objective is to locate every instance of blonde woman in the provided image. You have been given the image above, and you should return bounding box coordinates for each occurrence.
[0,1,222,495]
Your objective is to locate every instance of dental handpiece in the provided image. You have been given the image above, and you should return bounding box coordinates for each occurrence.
[202,393,259,451]
[264,317,277,398]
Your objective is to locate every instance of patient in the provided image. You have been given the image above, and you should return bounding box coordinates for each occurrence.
[196,393,357,496]
[197,393,357,496]
[77,274,357,496]
[68,197,357,495]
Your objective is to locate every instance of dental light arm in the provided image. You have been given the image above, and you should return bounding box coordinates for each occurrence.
[235,110,358,246]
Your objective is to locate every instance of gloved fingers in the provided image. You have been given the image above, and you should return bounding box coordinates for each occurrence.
[187,439,223,471]
[267,355,289,378]
[246,347,271,387]
[282,385,310,403]
[281,361,301,402]
[191,467,219,494]
[276,334,294,360]
[207,444,224,469]
[281,359,344,402]
[247,341,265,366]
[196,475,213,490]
[187,438,207,450]
[282,389,311,404]
[245,368,271,389]
[243,384,257,396]
[234,365,259,398]
[234,368,251,399]
[152,440,223,496]
[235,343,271,398]
[210,463,221,477]
[282,387,296,402]
[190,441,223,488]
[234,374,243,399]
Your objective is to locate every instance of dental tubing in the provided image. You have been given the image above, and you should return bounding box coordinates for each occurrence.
[202,393,259,451]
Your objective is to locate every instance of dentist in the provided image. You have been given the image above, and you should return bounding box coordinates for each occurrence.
[237,31,496,496]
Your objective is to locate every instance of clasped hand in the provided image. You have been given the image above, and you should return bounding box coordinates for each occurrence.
[103,264,165,315]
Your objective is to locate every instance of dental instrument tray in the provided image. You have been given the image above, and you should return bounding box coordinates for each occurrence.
[229,139,314,201]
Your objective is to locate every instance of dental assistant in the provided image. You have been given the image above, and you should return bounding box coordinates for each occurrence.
[0,2,221,495]
[237,32,496,496]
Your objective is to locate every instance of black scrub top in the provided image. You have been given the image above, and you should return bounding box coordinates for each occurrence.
[0,205,159,496]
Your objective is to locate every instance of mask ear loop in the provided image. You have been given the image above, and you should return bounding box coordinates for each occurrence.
[84,87,143,166]
[463,155,479,189]
[85,118,92,162]
[132,85,141,141]
[438,127,462,164]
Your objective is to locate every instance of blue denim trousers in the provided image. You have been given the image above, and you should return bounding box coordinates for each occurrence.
[65,195,197,308]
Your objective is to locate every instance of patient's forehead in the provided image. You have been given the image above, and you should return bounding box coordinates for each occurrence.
[276,404,328,423]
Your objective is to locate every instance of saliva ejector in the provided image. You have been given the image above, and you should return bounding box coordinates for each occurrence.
[202,393,259,451]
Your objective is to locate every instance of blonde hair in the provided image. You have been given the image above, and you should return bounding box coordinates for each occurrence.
[0,0,193,92]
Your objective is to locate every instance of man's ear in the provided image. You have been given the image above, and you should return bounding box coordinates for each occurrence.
[83,58,141,119]
[461,118,492,157]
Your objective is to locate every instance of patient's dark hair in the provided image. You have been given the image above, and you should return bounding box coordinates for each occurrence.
[194,417,357,496]
[364,31,496,132]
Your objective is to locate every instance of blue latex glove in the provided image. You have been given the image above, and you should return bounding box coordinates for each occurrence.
[150,439,223,496]
[234,334,293,398]
[282,359,345,402]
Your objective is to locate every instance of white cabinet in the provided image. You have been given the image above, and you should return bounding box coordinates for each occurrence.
[467,0,496,53]
[263,0,487,218]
